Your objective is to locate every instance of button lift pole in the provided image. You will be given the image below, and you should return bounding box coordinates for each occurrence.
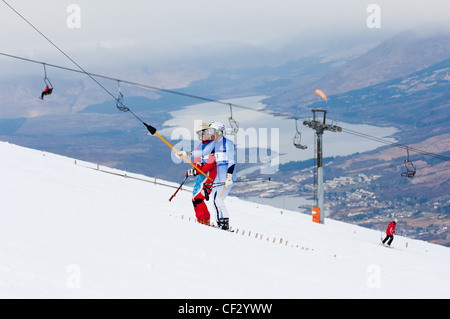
[303,109,342,224]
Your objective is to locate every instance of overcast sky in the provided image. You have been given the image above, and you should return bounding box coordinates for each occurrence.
[1,0,449,65]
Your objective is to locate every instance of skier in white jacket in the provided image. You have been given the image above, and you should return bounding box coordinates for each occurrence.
[208,122,236,230]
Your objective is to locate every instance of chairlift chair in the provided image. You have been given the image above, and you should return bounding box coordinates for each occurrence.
[116,81,129,112]
[401,147,416,178]
[227,104,239,135]
[43,64,53,90]
[44,76,53,91]
[39,64,54,100]
[293,119,307,149]
[401,160,416,178]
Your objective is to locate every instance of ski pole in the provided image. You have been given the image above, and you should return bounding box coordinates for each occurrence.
[144,123,213,182]
[169,175,188,202]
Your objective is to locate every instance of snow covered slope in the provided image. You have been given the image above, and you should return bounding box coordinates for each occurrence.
[0,141,449,298]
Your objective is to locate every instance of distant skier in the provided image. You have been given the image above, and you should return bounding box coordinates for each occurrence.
[40,85,53,100]
[184,122,217,226]
[382,219,397,246]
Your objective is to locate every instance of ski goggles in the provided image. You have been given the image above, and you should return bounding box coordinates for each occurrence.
[196,128,214,137]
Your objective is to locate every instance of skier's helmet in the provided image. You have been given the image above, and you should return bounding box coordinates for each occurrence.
[394,218,398,223]
[209,122,225,138]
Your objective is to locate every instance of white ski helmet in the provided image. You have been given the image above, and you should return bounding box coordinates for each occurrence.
[209,122,225,137]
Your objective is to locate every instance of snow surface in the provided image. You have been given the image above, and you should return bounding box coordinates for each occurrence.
[0,141,449,299]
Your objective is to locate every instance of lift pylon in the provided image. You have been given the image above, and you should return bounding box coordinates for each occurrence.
[303,109,342,224]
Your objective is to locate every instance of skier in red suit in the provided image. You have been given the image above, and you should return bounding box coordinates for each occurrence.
[184,123,217,226]
[382,219,397,246]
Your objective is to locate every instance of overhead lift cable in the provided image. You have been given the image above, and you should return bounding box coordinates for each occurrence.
[1,51,449,164]
[0,51,292,118]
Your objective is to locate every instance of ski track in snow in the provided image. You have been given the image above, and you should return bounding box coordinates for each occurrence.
[0,141,449,298]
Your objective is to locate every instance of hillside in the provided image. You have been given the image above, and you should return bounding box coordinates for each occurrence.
[0,141,449,299]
